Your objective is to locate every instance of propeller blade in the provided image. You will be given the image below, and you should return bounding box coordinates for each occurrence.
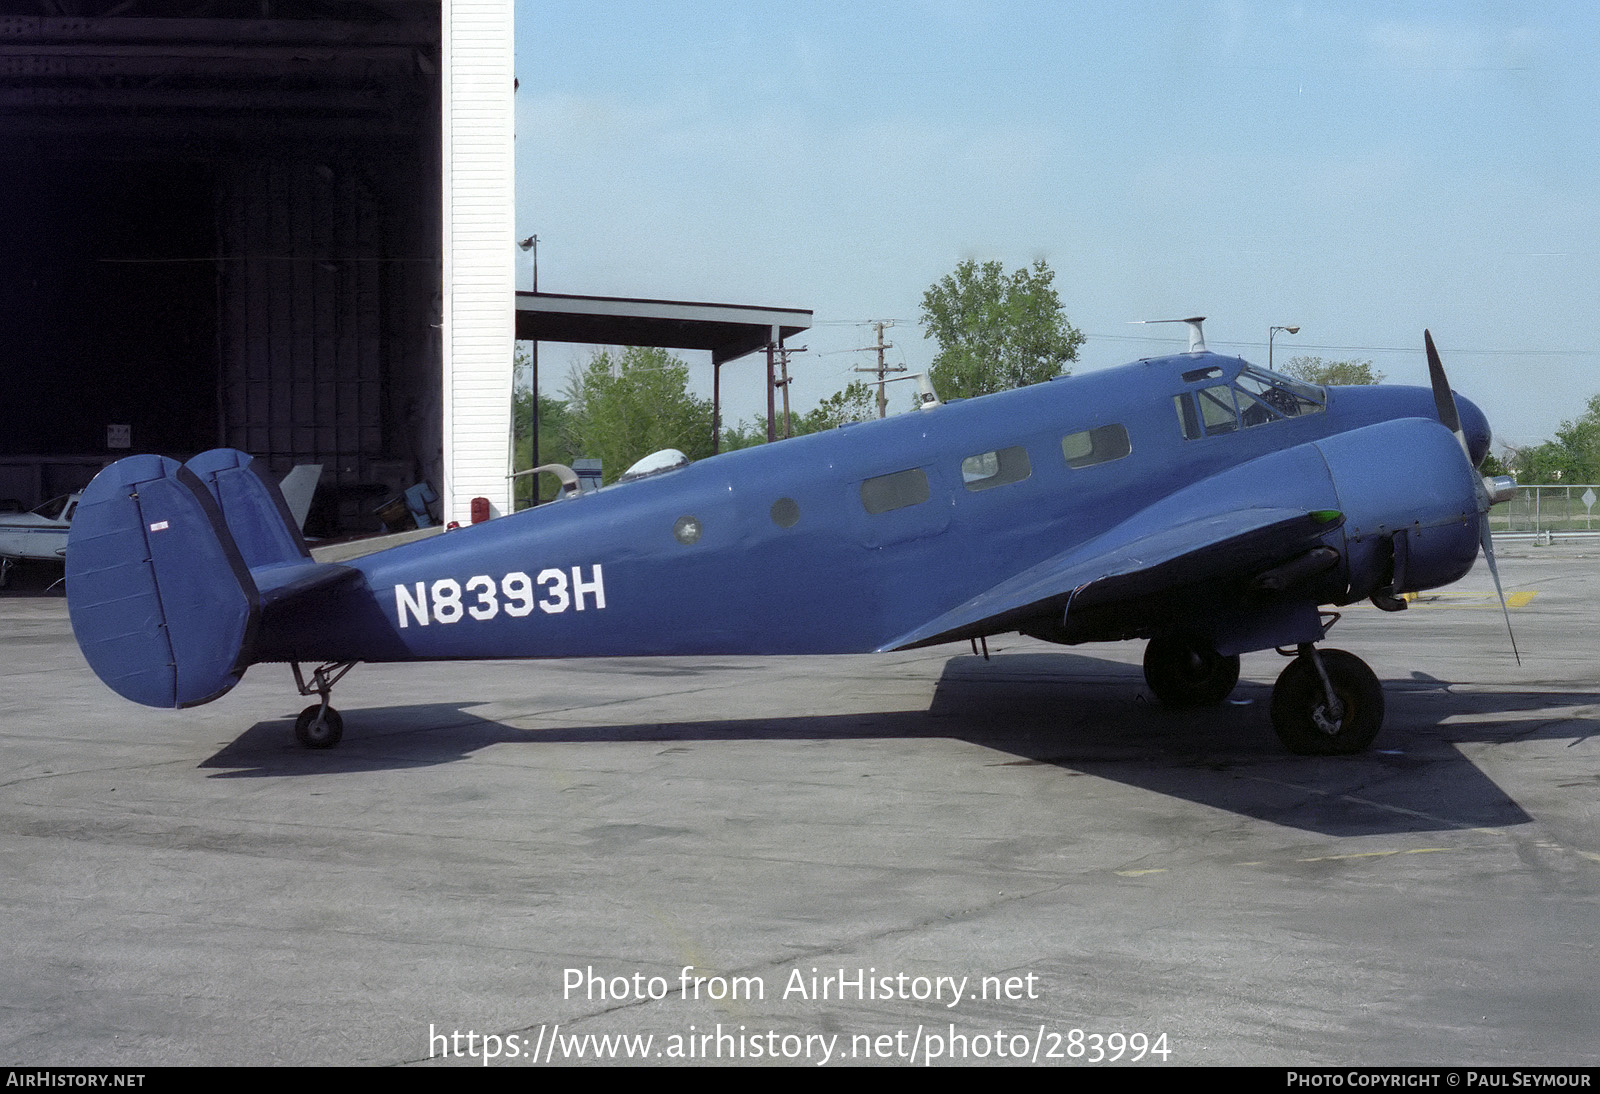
[1426,329,1479,474]
[1430,330,1519,664]
[1424,329,1462,435]
[1479,513,1521,667]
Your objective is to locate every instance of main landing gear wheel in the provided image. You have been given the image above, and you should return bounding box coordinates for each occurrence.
[1143,634,1241,707]
[1269,648,1383,755]
[294,704,344,749]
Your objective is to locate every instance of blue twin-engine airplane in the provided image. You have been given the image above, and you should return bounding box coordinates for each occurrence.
[66,321,1515,756]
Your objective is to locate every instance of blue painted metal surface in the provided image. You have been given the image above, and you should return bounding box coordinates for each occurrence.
[66,455,257,707]
[65,348,1496,709]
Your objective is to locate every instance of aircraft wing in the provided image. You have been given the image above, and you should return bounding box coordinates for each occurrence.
[879,507,1343,652]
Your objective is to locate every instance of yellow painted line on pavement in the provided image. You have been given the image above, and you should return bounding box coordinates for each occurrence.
[1296,847,1450,863]
[1380,590,1539,609]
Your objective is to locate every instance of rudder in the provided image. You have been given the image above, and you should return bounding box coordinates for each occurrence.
[184,448,311,569]
[67,455,259,708]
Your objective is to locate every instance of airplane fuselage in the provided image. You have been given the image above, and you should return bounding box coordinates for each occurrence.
[253,351,1486,666]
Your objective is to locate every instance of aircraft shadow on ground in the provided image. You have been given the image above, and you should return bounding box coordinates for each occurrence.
[200,652,1596,837]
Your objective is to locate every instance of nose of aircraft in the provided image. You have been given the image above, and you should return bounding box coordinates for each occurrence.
[1456,394,1492,468]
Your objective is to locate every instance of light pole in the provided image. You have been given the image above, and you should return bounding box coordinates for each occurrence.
[1269,325,1299,372]
[517,234,538,292]
[517,236,539,507]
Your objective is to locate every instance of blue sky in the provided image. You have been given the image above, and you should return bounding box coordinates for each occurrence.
[515,2,1600,450]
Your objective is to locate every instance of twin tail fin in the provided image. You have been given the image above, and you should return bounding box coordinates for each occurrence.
[67,449,324,708]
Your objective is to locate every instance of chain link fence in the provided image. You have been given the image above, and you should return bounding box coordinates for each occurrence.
[1488,484,1600,536]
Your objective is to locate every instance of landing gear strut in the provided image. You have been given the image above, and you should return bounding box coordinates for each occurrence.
[291,661,356,749]
[1269,645,1383,755]
[1143,634,1241,707]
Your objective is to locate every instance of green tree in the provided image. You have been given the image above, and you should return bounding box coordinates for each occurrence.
[1278,356,1384,385]
[564,346,714,485]
[793,379,877,433]
[720,380,880,451]
[1480,450,1512,478]
[511,389,573,506]
[1512,394,1600,483]
[718,417,770,452]
[919,258,1083,400]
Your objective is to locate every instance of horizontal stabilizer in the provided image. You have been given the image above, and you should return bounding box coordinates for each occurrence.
[67,455,258,708]
[252,558,363,608]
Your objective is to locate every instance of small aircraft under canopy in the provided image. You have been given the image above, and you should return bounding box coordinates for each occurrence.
[0,493,77,587]
[65,324,1515,755]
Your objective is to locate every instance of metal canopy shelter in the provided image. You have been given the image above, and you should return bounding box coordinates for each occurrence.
[514,291,813,456]
[514,291,811,365]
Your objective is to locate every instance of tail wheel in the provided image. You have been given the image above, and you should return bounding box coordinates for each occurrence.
[1143,634,1241,707]
[294,704,344,749]
[1270,649,1383,755]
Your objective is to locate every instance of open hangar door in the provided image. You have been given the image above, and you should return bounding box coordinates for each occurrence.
[0,158,217,505]
[0,1,443,536]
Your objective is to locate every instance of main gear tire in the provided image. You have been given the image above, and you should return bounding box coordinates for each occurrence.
[1269,649,1383,755]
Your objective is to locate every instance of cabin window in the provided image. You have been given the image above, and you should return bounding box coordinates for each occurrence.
[770,497,800,528]
[1061,424,1131,468]
[961,446,1032,491]
[860,468,931,514]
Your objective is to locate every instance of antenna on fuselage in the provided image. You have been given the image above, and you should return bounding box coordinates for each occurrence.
[873,371,942,411]
[1133,316,1208,353]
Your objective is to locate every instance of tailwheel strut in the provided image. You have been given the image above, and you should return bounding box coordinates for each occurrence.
[291,661,356,749]
[1269,643,1383,755]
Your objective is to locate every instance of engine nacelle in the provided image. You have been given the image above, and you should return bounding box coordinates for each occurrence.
[1313,418,1482,602]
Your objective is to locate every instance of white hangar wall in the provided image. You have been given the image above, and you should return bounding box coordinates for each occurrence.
[441,0,515,524]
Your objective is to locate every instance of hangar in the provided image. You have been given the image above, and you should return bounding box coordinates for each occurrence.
[2,0,809,534]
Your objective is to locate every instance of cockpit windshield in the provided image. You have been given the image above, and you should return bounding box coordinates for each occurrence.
[30,494,74,521]
[1236,364,1325,416]
[1174,364,1325,440]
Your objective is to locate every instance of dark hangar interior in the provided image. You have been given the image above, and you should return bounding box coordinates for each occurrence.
[1,1,443,535]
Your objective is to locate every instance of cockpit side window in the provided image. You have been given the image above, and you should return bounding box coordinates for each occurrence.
[1197,385,1239,434]
[31,495,71,521]
[1174,393,1202,440]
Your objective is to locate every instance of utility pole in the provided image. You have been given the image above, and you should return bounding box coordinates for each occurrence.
[774,344,807,438]
[853,320,904,418]
[765,333,777,444]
